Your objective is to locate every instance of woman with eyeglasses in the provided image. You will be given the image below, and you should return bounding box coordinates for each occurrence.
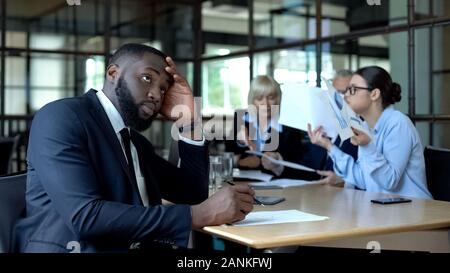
[308,66,432,199]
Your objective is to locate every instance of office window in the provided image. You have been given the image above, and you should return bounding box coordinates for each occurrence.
[322,32,408,112]
[414,0,450,21]
[253,47,317,87]
[5,0,105,52]
[4,56,26,115]
[28,3,78,51]
[110,1,193,59]
[5,31,26,48]
[0,1,2,46]
[321,0,407,36]
[431,123,450,149]
[84,56,105,92]
[321,41,355,78]
[0,0,449,152]
[320,2,348,37]
[253,0,314,48]
[415,122,431,148]
[417,121,450,149]
[30,53,75,112]
[253,51,271,76]
[202,0,249,57]
[73,0,105,53]
[276,47,316,86]
[414,24,450,116]
[202,56,249,115]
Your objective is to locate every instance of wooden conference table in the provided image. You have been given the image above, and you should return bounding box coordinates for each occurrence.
[202,184,450,252]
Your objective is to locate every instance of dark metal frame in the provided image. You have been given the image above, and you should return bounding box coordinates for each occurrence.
[0,0,6,136]
[0,0,450,141]
[197,1,450,132]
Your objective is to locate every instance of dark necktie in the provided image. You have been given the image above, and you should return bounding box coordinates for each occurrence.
[120,128,137,186]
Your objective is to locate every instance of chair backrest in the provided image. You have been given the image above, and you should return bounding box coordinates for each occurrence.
[424,146,450,202]
[0,173,26,253]
[0,138,16,175]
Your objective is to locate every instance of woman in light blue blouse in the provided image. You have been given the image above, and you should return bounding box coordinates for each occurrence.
[308,66,432,199]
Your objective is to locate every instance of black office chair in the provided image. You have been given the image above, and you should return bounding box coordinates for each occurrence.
[424,146,450,202]
[0,172,26,253]
[0,137,16,175]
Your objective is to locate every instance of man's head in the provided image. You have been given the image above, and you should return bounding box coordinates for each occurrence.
[103,43,174,131]
[332,69,353,94]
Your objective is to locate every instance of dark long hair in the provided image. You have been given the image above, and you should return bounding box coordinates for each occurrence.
[355,66,401,109]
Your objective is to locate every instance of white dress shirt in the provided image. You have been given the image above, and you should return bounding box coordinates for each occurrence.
[96,90,150,206]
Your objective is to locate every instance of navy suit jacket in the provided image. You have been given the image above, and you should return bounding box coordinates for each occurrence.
[14,89,208,253]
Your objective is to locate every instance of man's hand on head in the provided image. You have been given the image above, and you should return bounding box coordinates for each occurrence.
[160,56,196,127]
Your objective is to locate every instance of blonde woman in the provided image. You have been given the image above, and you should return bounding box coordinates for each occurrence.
[228,75,326,180]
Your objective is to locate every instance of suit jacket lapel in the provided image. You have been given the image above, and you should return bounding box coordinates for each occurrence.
[85,89,142,203]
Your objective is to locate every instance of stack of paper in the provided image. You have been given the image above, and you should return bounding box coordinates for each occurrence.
[232,210,329,226]
[249,179,324,189]
[232,169,273,182]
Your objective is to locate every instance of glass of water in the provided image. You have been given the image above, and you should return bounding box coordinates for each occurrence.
[222,152,234,183]
[209,155,223,194]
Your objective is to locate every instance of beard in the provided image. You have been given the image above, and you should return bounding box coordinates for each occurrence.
[115,77,156,131]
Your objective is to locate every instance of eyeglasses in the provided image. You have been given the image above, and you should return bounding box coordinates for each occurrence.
[344,85,372,96]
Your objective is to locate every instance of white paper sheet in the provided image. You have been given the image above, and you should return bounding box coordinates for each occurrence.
[232,210,329,226]
[245,150,316,172]
[279,81,372,142]
[232,169,273,182]
[279,83,340,141]
[249,178,324,189]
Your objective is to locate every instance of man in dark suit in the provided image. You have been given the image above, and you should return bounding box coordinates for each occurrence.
[14,44,254,253]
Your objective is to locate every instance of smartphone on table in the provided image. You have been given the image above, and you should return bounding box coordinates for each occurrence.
[254,196,285,205]
[370,198,412,205]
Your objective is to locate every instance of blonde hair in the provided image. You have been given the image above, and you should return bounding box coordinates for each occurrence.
[247,75,281,105]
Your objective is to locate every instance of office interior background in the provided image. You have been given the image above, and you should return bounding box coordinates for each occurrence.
[0,0,449,174]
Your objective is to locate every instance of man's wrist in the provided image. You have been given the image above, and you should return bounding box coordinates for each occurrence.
[191,204,210,229]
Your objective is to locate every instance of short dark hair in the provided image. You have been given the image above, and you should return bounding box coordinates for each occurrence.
[108,43,167,66]
[355,66,401,108]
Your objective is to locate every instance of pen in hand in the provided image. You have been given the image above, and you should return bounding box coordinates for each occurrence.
[226,181,265,206]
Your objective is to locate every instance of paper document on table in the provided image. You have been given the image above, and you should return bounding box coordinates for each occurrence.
[279,83,340,141]
[232,210,329,227]
[246,150,316,172]
[232,169,273,182]
[249,179,324,189]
